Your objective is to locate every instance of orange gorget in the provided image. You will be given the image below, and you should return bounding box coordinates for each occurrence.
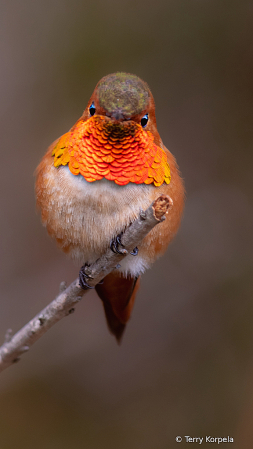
[52,116,171,187]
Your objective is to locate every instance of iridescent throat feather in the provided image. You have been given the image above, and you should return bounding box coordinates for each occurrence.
[52,115,171,186]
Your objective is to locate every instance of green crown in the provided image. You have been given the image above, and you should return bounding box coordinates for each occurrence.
[97,73,150,118]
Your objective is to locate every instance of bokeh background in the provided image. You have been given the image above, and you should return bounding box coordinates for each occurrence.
[1,1,253,447]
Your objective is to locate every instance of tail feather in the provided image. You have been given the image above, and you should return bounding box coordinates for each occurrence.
[95,272,140,343]
[102,301,126,343]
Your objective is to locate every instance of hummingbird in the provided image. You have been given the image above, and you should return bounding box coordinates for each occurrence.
[35,72,185,342]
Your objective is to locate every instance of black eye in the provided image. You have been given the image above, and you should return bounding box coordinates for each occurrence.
[141,113,148,128]
[89,102,96,116]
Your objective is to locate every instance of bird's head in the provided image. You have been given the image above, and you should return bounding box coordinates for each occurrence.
[84,72,158,139]
[52,73,171,186]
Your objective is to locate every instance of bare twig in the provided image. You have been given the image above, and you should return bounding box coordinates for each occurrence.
[0,195,172,373]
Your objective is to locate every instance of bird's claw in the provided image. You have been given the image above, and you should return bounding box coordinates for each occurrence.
[79,263,95,290]
[110,232,128,255]
[110,233,139,257]
[130,246,138,256]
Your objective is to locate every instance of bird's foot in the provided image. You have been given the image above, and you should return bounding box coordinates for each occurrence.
[110,232,138,257]
[110,232,128,255]
[79,263,95,290]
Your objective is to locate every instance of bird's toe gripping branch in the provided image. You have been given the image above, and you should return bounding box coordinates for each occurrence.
[110,232,127,255]
[130,247,138,256]
[110,232,138,257]
[79,263,104,289]
[79,263,95,290]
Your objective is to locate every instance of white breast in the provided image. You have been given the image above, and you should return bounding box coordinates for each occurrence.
[43,164,155,276]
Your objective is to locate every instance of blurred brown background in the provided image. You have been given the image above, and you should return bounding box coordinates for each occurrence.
[1,1,253,448]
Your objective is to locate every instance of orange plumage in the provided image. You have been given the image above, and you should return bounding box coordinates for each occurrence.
[36,72,185,342]
[52,115,171,186]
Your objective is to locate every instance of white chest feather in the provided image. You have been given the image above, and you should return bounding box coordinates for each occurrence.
[42,164,155,276]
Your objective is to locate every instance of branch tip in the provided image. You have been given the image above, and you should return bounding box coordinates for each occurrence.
[152,195,172,221]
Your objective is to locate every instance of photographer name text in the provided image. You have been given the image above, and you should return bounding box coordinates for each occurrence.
[175,436,233,444]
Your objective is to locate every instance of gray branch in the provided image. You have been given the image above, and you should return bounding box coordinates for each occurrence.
[0,195,172,373]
